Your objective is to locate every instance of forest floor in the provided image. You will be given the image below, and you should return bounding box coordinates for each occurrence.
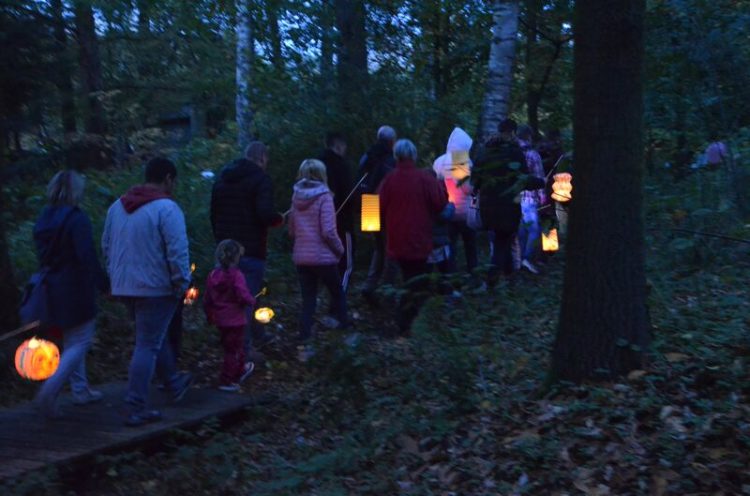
[2,154,750,494]
[3,224,750,495]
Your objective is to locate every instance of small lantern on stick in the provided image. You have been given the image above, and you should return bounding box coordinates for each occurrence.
[542,228,559,252]
[254,307,275,324]
[361,194,380,232]
[15,337,60,381]
[551,173,572,202]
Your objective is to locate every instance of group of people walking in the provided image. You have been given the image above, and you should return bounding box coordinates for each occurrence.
[26,117,565,426]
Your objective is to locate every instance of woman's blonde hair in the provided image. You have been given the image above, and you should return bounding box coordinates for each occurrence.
[297,159,328,185]
[47,170,86,207]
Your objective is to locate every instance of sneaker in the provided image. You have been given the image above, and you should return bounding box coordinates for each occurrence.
[124,409,162,427]
[171,371,193,403]
[521,259,540,274]
[239,361,255,383]
[72,388,104,406]
[218,383,240,392]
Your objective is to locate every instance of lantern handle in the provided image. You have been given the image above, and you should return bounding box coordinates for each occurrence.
[0,320,41,343]
[545,153,570,181]
[335,172,369,215]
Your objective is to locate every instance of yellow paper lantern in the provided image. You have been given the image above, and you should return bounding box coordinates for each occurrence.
[15,337,60,381]
[551,173,572,202]
[183,286,199,305]
[254,307,275,324]
[361,194,380,232]
[542,228,559,252]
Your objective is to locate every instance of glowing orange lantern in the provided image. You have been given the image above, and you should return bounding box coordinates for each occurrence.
[254,307,275,324]
[361,194,380,232]
[542,229,559,252]
[15,337,60,381]
[551,173,572,202]
[184,286,199,305]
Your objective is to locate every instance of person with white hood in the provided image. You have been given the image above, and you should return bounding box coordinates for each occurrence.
[432,127,478,274]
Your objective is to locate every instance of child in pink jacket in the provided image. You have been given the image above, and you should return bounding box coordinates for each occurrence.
[288,159,350,342]
[203,239,256,391]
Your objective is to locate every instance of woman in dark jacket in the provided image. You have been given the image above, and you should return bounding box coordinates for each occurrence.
[33,170,108,418]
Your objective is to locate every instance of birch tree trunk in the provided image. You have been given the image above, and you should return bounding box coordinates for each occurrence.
[551,0,649,382]
[479,0,520,142]
[74,0,106,134]
[235,0,254,150]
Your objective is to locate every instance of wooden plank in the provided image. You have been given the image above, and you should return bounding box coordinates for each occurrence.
[0,381,262,482]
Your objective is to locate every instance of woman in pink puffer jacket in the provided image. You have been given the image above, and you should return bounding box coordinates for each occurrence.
[288,159,350,342]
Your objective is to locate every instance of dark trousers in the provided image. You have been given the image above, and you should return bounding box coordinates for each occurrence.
[362,232,399,293]
[448,221,478,273]
[219,326,245,385]
[298,264,349,341]
[396,259,429,333]
[489,228,516,285]
[167,300,184,361]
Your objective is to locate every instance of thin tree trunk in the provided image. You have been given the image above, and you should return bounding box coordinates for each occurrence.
[268,0,284,71]
[235,0,254,150]
[52,0,77,134]
[319,0,335,98]
[136,0,150,35]
[479,0,520,142]
[74,0,106,134]
[525,0,539,133]
[0,190,19,332]
[551,0,649,382]
[431,4,447,100]
[334,0,368,115]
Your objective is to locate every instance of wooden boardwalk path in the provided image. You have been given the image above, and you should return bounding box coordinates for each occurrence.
[0,382,262,482]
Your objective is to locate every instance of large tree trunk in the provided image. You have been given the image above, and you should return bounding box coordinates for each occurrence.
[52,0,77,134]
[551,0,649,382]
[524,0,539,133]
[74,0,106,134]
[235,0,254,150]
[334,0,368,115]
[0,191,19,332]
[479,0,520,142]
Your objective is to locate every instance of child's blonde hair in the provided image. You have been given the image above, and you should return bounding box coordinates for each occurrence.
[297,159,328,185]
[215,239,245,269]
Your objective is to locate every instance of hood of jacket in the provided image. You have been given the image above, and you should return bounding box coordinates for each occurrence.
[207,267,236,297]
[219,158,264,184]
[446,127,473,155]
[292,179,330,211]
[120,185,171,214]
[33,205,76,247]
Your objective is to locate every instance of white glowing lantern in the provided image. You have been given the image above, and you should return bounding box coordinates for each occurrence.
[254,307,275,324]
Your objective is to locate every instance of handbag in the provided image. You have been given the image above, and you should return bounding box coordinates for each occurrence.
[466,194,483,230]
[18,209,75,325]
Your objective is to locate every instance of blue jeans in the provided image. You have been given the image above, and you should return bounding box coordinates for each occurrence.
[238,256,266,351]
[123,296,181,411]
[297,264,348,341]
[35,319,95,411]
[518,200,541,261]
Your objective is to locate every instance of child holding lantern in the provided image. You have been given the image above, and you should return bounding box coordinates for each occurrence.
[203,240,256,392]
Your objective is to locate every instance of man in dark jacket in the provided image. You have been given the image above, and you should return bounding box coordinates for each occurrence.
[319,132,355,293]
[210,141,283,351]
[474,119,545,287]
[359,125,400,301]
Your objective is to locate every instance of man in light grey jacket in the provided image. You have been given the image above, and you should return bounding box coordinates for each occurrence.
[102,157,193,427]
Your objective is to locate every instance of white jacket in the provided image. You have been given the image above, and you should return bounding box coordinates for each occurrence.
[102,197,190,297]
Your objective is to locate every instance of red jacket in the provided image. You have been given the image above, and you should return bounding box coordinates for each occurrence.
[203,267,256,328]
[379,159,448,261]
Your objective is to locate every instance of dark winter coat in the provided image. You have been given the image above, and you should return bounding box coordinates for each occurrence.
[319,148,355,232]
[33,205,108,329]
[210,159,283,260]
[358,138,395,195]
[474,137,545,233]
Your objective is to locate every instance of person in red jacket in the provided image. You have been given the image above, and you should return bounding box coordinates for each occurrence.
[379,139,448,333]
[203,240,257,392]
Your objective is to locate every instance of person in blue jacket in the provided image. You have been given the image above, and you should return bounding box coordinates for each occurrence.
[32,170,109,418]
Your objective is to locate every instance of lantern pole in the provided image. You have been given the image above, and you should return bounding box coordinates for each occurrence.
[0,321,41,343]
[335,173,369,215]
